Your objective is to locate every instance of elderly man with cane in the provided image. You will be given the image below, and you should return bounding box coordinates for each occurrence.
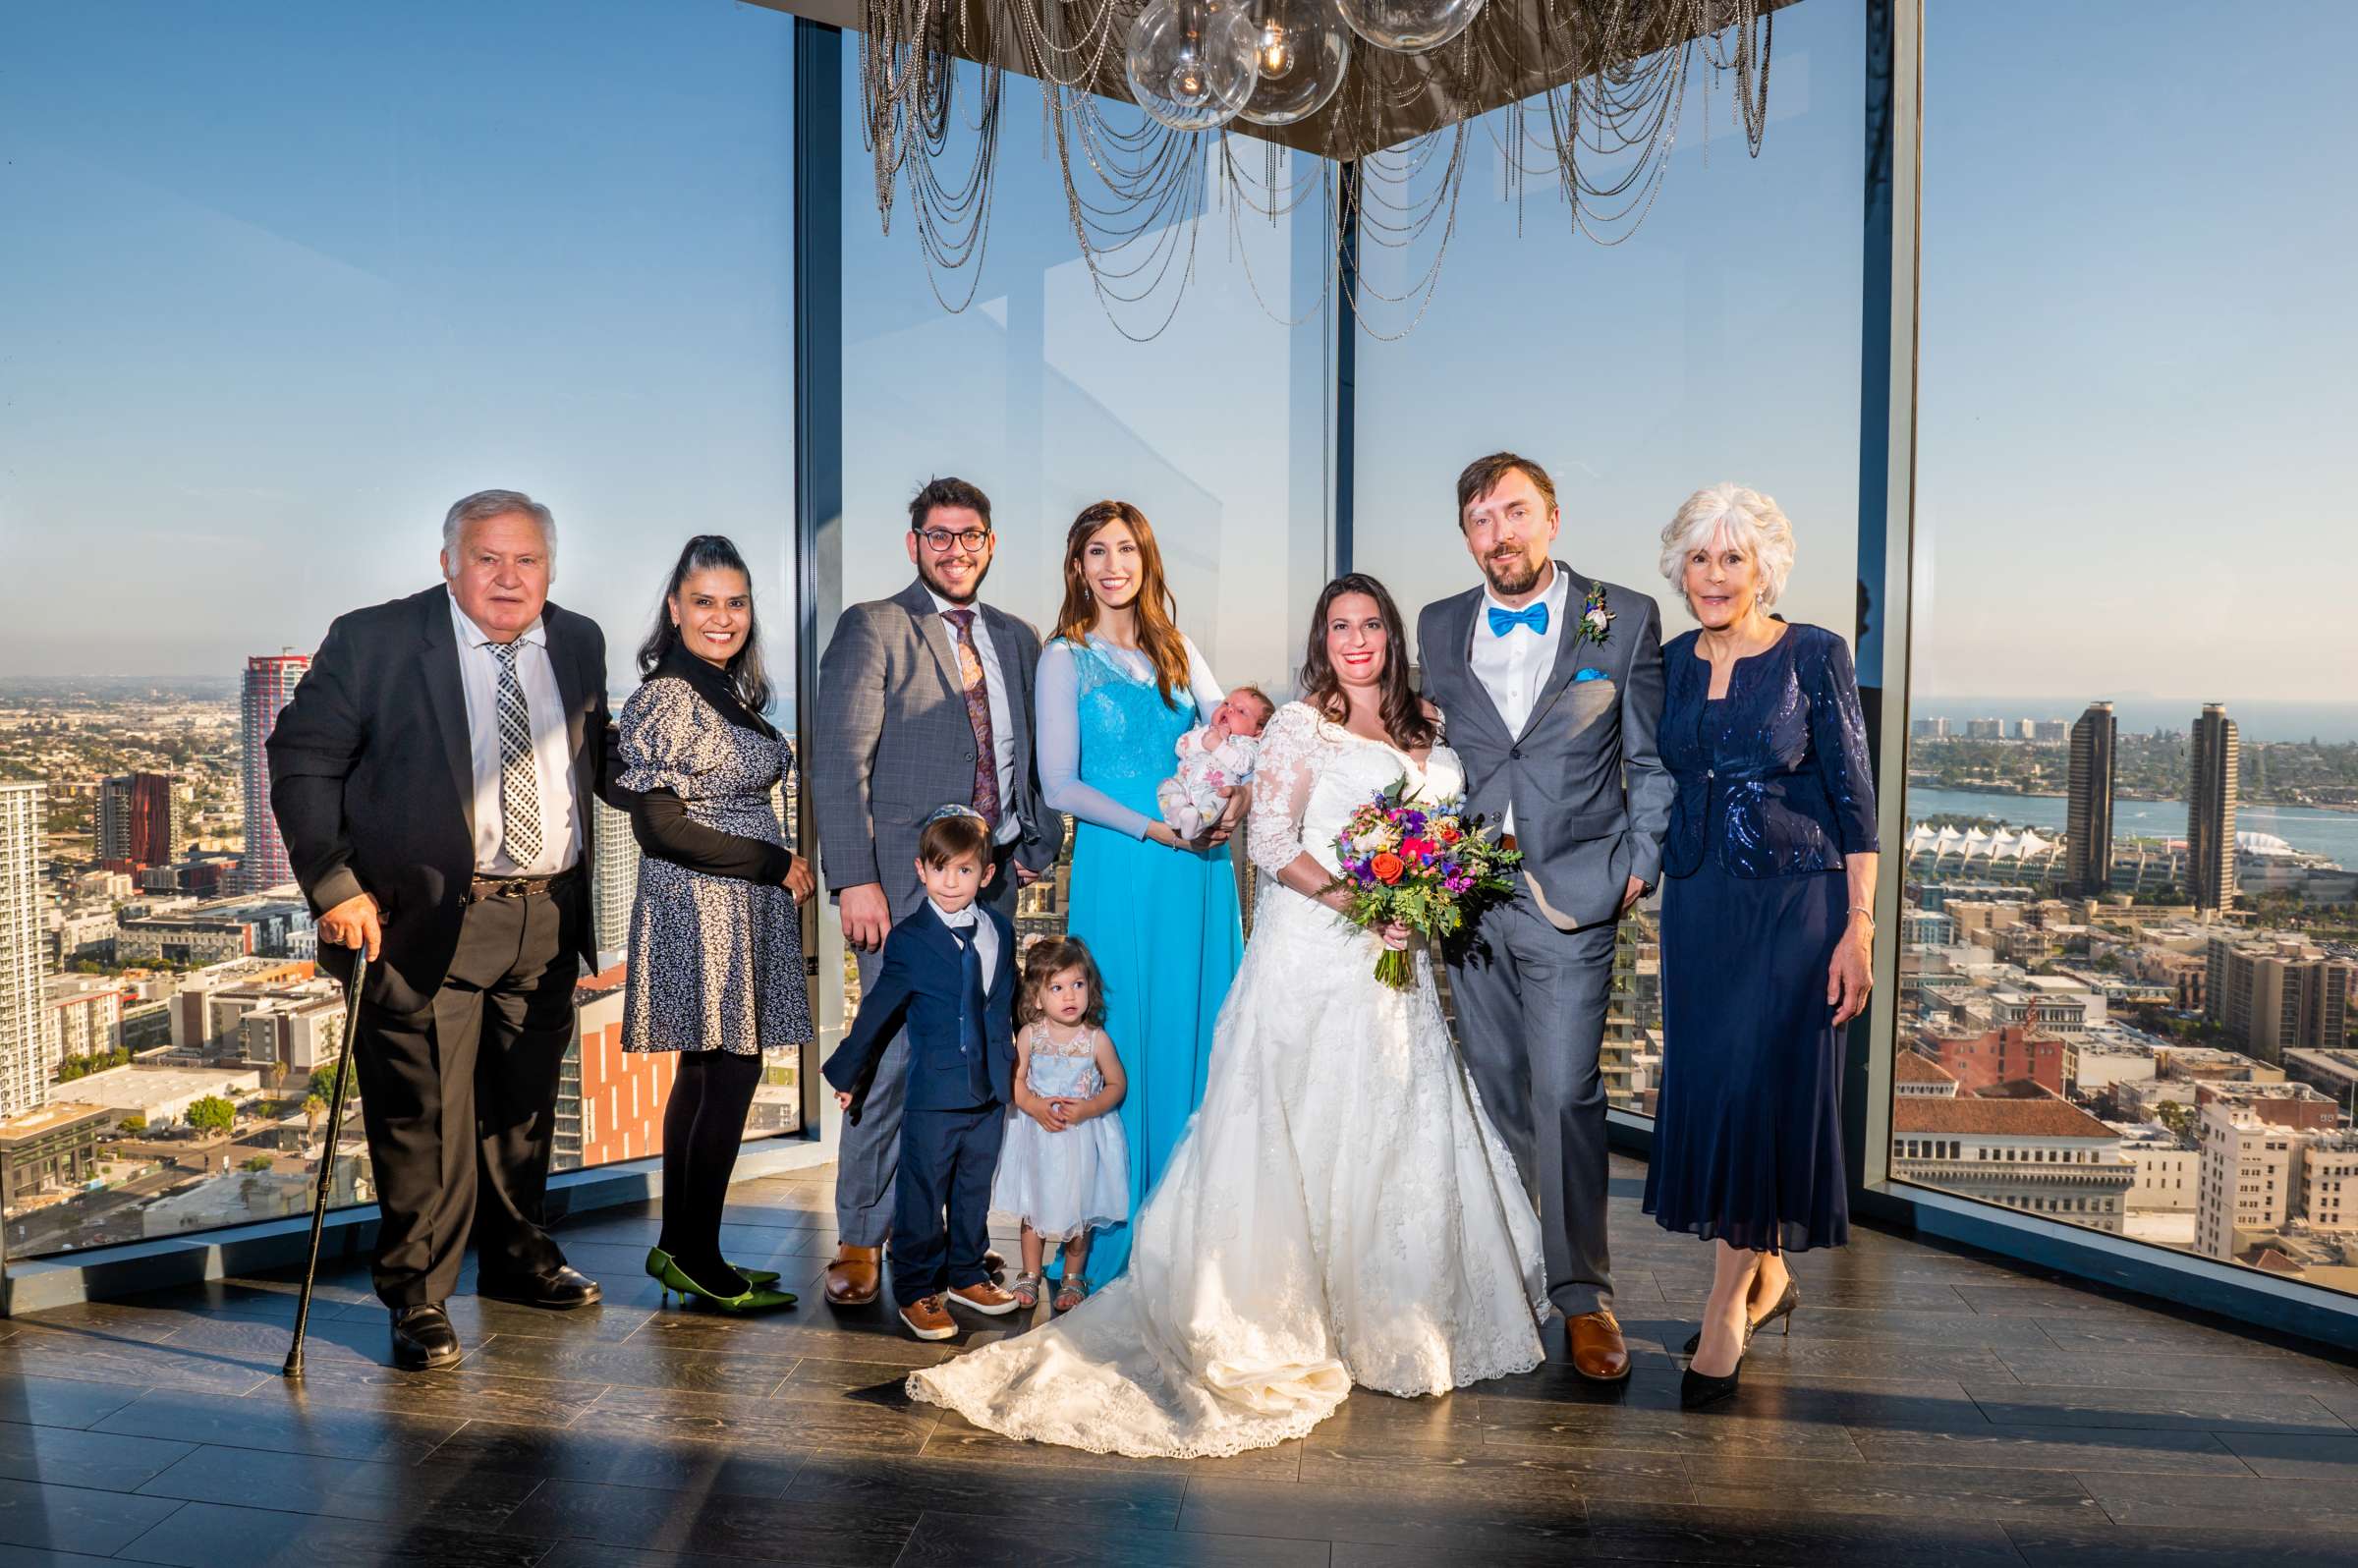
[270,489,629,1370]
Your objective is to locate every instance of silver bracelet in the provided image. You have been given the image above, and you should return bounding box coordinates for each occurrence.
[1848,904,1876,929]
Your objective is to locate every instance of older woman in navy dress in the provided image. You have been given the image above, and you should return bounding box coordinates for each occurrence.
[1642,483,1880,1410]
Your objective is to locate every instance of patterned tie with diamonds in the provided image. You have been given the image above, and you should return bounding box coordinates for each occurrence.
[942,609,1000,830]
[486,640,544,866]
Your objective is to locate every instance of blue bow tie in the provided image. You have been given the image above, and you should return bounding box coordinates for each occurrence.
[1488,601,1550,638]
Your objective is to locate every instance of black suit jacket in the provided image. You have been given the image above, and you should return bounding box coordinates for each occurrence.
[267,585,626,1011]
[821,903,1017,1123]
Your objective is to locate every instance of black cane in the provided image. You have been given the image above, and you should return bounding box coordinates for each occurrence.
[283,950,366,1380]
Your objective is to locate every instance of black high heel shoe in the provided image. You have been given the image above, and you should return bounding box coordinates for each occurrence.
[1681,1350,1744,1410]
[1682,1277,1800,1355]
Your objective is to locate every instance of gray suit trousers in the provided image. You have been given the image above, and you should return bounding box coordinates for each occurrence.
[1446,892,1618,1316]
[831,848,1021,1248]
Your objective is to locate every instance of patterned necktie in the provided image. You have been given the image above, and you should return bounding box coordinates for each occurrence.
[486,640,543,867]
[942,609,1001,830]
[1488,601,1550,638]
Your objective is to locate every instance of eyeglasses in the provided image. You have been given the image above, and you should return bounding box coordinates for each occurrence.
[916,526,993,553]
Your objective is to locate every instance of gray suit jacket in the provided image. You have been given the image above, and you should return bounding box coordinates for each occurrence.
[812,579,1063,914]
[1417,564,1673,931]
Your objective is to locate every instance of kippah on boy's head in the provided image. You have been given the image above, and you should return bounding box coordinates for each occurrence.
[917,805,991,868]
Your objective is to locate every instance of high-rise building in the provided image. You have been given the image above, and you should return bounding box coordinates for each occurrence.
[237,653,310,892]
[0,784,50,1119]
[2186,702,2239,914]
[98,771,184,868]
[590,796,641,962]
[2206,934,2353,1066]
[2299,1131,2358,1233]
[2196,1098,2301,1261]
[555,964,675,1170]
[2064,701,2115,896]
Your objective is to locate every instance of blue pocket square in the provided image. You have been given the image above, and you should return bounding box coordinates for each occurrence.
[1574,667,1608,683]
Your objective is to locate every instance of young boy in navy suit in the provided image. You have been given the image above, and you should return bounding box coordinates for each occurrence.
[824,806,1021,1339]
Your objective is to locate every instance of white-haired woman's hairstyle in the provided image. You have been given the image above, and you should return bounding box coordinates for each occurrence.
[442,489,558,579]
[1657,483,1794,613]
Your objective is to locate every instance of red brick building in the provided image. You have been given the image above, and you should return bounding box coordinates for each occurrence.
[559,964,677,1170]
[1920,1023,2065,1096]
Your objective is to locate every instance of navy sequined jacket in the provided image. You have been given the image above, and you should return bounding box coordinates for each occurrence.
[1660,622,1879,880]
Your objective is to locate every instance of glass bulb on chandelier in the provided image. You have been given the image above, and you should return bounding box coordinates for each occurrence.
[1125,0,1261,133]
[1335,0,1485,53]
[1237,0,1352,128]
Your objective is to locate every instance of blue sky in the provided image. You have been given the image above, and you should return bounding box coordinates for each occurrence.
[1910,0,2356,705]
[0,0,799,688]
[1,0,2347,707]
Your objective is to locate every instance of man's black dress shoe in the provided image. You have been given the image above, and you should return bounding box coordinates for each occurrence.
[390,1303,463,1371]
[477,1263,602,1310]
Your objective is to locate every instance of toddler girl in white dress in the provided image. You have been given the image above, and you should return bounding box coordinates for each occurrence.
[993,936,1131,1314]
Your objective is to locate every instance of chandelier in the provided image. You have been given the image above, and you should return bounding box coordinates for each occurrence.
[797,0,1784,337]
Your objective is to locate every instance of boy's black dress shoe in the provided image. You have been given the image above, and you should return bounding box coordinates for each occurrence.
[477,1264,602,1310]
[390,1304,462,1371]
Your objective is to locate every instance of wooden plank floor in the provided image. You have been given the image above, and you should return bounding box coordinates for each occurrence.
[6,1155,2358,1566]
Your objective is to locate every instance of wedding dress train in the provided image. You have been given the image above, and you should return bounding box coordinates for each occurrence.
[906,701,1546,1457]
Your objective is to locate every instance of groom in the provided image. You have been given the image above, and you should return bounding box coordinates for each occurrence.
[1418,452,1672,1382]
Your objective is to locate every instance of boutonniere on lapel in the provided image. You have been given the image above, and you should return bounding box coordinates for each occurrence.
[1568,583,1613,652]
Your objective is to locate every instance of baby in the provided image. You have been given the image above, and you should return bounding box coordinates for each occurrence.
[1156,686,1276,838]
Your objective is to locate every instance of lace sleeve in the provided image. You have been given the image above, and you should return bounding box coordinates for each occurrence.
[1246,702,1323,878]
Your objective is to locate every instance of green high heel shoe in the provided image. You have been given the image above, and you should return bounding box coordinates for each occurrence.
[644,1246,780,1289]
[646,1248,797,1313]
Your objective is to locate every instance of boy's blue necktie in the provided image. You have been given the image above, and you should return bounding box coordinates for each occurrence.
[952,926,983,1056]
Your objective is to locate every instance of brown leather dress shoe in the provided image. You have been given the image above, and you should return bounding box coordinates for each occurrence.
[1567,1308,1632,1381]
[948,1279,1019,1316]
[824,1244,881,1307]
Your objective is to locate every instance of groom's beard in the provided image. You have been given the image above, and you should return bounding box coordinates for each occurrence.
[1483,553,1545,599]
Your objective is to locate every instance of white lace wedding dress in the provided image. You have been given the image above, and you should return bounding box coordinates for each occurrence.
[906,701,1546,1458]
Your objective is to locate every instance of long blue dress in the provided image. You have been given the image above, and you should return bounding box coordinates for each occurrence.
[1643,622,1878,1253]
[1035,634,1244,1280]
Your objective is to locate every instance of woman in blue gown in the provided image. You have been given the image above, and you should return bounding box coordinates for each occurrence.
[1034,500,1245,1288]
[1642,483,1880,1409]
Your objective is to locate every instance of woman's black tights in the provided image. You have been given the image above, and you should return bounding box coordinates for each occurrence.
[657,1049,764,1297]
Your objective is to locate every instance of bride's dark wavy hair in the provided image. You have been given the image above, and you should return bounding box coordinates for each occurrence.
[637,533,772,715]
[1298,573,1434,753]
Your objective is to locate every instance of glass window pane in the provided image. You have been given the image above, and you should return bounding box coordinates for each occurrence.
[1352,0,1867,1118]
[0,0,797,1260]
[825,54,1334,1041]
[1899,0,2358,1289]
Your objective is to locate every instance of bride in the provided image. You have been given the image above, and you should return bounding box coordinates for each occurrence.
[908,573,1547,1458]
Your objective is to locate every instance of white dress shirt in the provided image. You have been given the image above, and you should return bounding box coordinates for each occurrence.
[448,590,581,876]
[1467,562,1571,837]
[927,589,1022,847]
[929,898,999,995]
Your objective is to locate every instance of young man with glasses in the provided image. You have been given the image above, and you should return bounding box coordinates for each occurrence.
[810,476,1065,1308]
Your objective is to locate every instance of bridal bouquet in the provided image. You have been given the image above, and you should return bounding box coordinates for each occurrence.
[1328,776,1522,990]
